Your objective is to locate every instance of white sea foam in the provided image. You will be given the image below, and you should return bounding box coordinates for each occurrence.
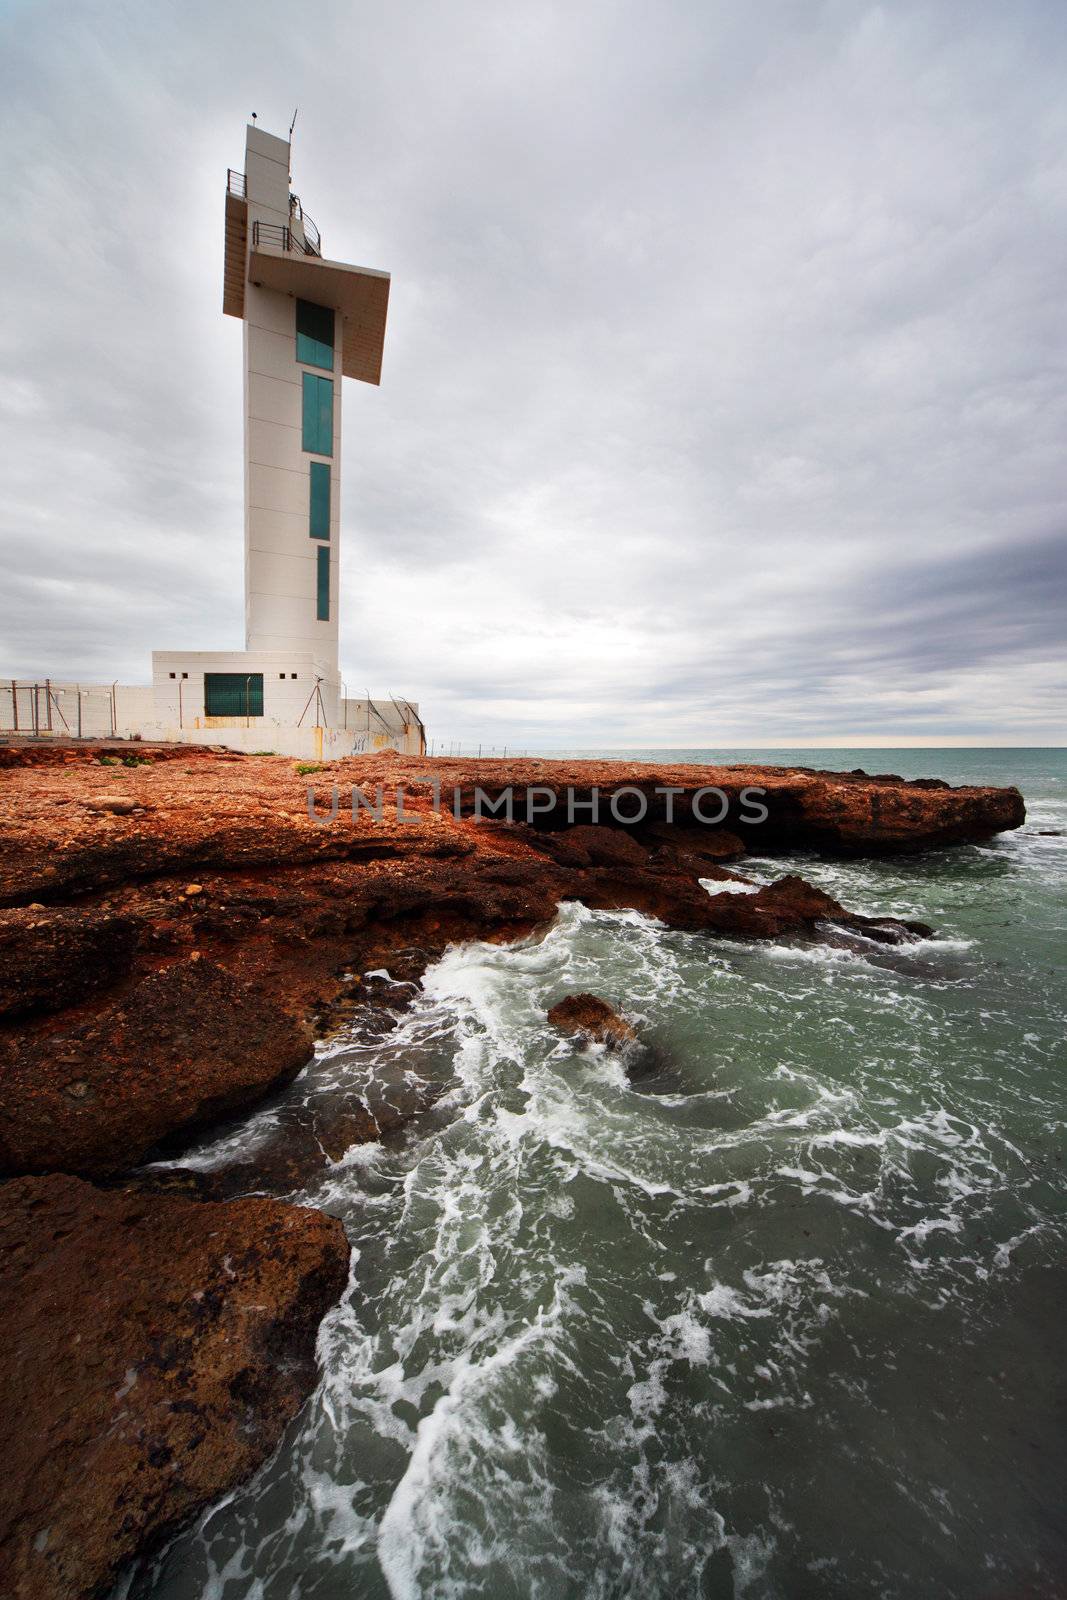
[699,1283,770,1320]
[375,1266,583,1599]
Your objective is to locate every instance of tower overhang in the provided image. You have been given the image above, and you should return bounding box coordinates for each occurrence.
[223,189,248,319]
[248,246,390,386]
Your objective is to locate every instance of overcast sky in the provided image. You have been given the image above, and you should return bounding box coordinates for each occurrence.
[1,0,1064,747]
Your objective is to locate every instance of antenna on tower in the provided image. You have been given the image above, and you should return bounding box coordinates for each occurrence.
[289,107,299,140]
[251,111,257,123]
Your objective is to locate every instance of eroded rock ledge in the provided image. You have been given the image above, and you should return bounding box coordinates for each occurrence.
[0,750,1022,1177]
[0,1173,349,1600]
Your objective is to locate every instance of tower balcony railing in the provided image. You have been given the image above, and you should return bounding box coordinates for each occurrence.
[288,195,321,256]
[251,219,323,259]
[226,168,246,198]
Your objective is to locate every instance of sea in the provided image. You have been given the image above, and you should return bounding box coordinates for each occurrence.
[133,749,1067,1600]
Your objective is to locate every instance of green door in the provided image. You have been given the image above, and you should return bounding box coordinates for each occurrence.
[204,673,264,717]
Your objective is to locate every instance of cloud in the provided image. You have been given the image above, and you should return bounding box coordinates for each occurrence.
[0,0,1064,744]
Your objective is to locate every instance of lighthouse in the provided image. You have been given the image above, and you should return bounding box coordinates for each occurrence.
[149,121,423,757]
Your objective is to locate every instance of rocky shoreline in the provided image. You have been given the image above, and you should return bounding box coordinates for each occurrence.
[0,747,1024,1598]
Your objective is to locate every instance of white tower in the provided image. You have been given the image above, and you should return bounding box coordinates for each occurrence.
[151,121,422,757]
[229,123,389,695]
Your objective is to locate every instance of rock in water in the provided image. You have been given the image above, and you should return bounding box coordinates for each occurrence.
[548,992,638,1047]
[0,1174,349,1600]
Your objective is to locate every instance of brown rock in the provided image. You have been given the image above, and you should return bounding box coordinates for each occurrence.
[0,959,314,1178]
[0,1173,349,1600]
[639,821,746,864]
[441,759,1023,855]
[0,908,137,1019]
[695,872,933,943]
[558,826,648,868]
[83,795,139,816]
[548,992,638,1047]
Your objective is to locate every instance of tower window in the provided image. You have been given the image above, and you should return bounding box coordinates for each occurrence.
[296,299,335,371]
[316,546,330,621]
[302,373,333,456]
[309,461,330,539]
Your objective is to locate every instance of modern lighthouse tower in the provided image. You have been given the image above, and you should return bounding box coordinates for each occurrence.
[150,121,423,757]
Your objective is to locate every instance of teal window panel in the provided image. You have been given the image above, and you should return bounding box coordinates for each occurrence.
[316,546,330,621]
[204,673,263,717]
[301,372,315,451]
[318,377,334,455]
[301,372,333,456]
[296,299,335,371]
[309,462,330,539]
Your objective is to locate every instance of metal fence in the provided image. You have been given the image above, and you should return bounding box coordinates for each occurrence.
[0,681,119,739]
[426,742,529,758]
[251,220,322,259]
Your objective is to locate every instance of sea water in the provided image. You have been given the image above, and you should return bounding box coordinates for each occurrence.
[136,749,1067,1600]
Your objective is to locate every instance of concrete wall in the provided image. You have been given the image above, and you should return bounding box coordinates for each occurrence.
[144,722,386,761]
[0,677,423,758]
